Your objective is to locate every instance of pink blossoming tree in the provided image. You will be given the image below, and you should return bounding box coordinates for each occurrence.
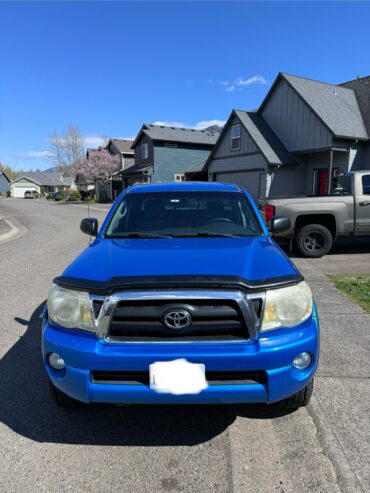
[73,149,119,201]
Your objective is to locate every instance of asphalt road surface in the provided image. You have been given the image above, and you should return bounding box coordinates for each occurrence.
[0,199,369,493]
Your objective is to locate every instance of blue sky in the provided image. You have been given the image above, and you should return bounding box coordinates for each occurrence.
[1,1,370,171]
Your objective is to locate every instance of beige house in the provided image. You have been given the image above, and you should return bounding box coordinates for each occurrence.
[10,172,76,198]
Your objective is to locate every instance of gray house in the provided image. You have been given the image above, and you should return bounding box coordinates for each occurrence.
[0,172,10,195]
[206,72,370,202]
[120,124,220,187]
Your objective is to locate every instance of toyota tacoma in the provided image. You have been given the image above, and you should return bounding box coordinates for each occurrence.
[43,182,319,409]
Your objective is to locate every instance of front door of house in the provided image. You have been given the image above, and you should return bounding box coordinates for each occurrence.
[313,169,329,195]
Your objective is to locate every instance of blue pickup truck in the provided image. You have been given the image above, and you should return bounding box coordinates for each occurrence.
[43,182,319,409]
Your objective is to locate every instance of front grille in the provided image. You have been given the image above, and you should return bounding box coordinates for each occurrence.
[106,299,253,342]
[91,370,267,386]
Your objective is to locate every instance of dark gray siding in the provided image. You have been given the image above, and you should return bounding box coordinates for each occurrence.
[134,134,154,166]
[0,174,10,194]
[123,156,135,170]
[349,142,370,171]
[151,144,212,183]
[261,78,333,152]
[208,153,267,174]
[212,115,258,158]
[267,163,307,198]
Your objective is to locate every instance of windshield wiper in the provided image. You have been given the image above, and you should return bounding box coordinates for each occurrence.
[172,231,241,238]
[107,232,173,239]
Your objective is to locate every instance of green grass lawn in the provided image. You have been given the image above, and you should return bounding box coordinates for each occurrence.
[332,275,370,313]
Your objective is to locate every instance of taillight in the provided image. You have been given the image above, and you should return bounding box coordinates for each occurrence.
[264,204,275,221]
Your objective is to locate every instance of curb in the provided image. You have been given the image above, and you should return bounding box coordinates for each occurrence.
[0,216,27,244]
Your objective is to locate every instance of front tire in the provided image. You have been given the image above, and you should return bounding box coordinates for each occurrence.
[49,382,87,409]
[278,379,314,409]
[294,224,333,258]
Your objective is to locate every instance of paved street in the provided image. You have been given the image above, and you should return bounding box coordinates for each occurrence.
[0,198,369,493]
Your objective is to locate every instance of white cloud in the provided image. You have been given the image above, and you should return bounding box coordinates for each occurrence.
[152,120,226,130]
[225,75,267,92]
[83,135,106,148]
[18,150,55,160]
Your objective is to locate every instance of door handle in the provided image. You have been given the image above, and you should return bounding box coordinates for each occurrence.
[359,201,370,206]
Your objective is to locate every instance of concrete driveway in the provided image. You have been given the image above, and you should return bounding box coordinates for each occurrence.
[0,199,369,493]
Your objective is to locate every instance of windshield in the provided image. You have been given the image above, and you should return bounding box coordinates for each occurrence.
[105,191,262,238]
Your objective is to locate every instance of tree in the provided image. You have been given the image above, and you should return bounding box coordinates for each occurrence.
[73,149,118,201]
[48,124,84,174]
[0,163,17,181]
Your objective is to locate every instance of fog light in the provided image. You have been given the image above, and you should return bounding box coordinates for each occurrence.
[292,352,311,370]
[49,353,66,370]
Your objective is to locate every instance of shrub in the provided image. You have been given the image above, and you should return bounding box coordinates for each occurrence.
[67,191,81,202]
[6,190,11,197]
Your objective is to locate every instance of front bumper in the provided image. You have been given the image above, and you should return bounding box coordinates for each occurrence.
[42,310,319,405]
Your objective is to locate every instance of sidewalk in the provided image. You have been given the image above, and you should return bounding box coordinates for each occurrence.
[293,258,370,492]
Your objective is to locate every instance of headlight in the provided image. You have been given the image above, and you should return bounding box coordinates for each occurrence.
[261,281,312,331]
[47,284,95,332]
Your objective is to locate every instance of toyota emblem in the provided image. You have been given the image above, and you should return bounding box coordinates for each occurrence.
[163,310,192,330]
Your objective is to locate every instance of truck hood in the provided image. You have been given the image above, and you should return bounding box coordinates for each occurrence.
[60,236,299,288]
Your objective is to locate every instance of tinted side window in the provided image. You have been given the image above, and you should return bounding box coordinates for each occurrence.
[362,175,370,195]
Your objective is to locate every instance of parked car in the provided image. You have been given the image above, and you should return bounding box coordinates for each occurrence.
[262,171,370,257]
[24,190,40,199]
[43,182,319,409]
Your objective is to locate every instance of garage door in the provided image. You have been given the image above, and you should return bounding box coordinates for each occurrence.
[13,185,37,198]
[214,171,262,202]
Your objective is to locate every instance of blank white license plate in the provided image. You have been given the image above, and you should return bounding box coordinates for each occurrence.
[149,359,208,395]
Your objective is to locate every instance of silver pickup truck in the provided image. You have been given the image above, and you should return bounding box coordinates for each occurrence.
[262,171,370,257]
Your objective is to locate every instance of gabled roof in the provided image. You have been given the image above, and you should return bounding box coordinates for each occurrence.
[235,110,296,165]
[132,124,220,148]
[260,72,368,140]
[340,75,370,135]
[185,160,207,174]
[13,171,74,186]
[205,109,295,168]
[0,171,11,183]
[107,139,134,154]
[120,164,152,176]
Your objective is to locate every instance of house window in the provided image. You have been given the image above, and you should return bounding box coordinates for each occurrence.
[362,175,370,195]
[231,124,241,151]
[142,143,149,159]
[174,174,185,182]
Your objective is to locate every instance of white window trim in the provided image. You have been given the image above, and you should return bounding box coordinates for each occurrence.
[230,124,241,151]
[174,173,185,182]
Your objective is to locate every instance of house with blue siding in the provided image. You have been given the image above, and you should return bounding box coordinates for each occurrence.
[206,72,370,202]
[0,172,11,195]
[120,124,220,187]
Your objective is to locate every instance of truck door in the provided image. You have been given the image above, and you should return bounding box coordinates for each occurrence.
[355,174,370,234]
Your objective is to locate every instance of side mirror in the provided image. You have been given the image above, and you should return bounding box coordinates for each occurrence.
[270,215,291,235]
[80,218,98,237]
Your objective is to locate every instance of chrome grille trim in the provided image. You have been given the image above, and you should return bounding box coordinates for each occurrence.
[89,290,265,344]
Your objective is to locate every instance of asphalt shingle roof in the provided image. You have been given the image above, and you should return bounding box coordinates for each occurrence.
[133,124,220,147]
[340,76,370,136]
[108,139,134,154]
[14,172,74,186]
[281,73,368,140]
[235,110,296,165]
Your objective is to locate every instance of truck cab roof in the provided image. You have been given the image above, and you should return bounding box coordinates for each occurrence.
[126,182,244,194]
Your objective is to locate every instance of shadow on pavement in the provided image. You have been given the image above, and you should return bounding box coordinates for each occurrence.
[0,302,292,446]
[276,236,370,258]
